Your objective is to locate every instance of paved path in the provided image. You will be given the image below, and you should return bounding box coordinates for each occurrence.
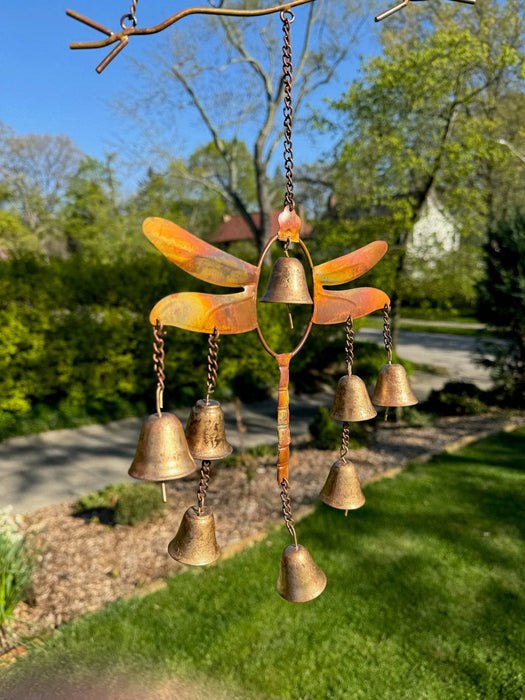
[0,329,493,514]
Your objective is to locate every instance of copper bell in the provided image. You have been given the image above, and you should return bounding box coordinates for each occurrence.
[185,399,233,461]
[277,544,327,603]
[129,412,198,482]
[372,363,418,407]
[330,375,377,422]
[320,459,365,512]
[260,257,313,304]
[168,505,221,566]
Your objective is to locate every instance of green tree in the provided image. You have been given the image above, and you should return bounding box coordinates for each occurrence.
[325,0,524,337]
[477,211,525,404]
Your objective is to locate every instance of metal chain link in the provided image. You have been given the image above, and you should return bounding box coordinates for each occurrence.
[153,320,166,417]
[206,327,220,404]
[280,477,298,548]
[340,422,350,462]
[281,11,295,212]
[345,315,354,375]
[197,460,211,515]
[121,0,138,29]
[382,304,393,362]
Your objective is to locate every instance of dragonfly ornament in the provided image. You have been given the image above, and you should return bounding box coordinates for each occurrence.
[143,206,390,485]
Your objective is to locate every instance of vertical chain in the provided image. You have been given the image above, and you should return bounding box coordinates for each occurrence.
[197,460,211,515]
[153,320,166,417]
[340,422,350,462]
[206,327,220,404]
[281,11,295,212]
[345,316,354,375]
[382,304,393,363]
[280,477,298,548]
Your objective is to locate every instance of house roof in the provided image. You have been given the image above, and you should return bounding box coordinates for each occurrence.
[209,211,312,243]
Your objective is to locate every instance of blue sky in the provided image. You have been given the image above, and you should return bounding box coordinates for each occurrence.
[1,1,381,188]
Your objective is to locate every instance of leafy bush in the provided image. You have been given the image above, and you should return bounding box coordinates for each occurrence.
[0,508,33,630]
[75,482,165,526]
[309,406,370,450]
[423,382,488,416]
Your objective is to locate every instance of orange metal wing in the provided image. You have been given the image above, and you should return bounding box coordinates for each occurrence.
[312,241,389,324]
[143,217,258,287]
[149,290,257,335]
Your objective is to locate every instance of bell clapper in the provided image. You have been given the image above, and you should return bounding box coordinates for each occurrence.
[160,481,167,503]
[384,407,390,422]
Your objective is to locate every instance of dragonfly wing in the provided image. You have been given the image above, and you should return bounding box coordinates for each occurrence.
[150,289,257,335]
[313,287,390,325]
[143,217,258,288]
[313,241,388,286]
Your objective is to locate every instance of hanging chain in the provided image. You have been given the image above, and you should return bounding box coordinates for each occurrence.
[345,316,354,375]
[153,320,166,417]
[280,477,298,548]
[121,0,138,28]
[281,11,295,212]
[340,422,350,462]
[382,304,393,363]
[197,460,212,515]
[206,327,220,404]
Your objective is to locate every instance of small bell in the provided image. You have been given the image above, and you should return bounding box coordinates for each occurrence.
[330,375,377,422]
[320,458,365,512]
[372,363,418,407]
[260,257,313,304]
[185,399,233,461]
[277,544,327,603]
[168,505,221,566]
[129,412,198,482]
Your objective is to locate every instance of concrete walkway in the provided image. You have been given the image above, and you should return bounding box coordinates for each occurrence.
[0,328,492,514]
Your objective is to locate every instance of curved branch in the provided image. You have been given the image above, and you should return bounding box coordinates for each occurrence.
[67,0,317,73]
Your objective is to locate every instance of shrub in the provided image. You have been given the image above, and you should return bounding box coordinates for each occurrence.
[0,508,33,630]
[309,406,369,450]
[75,482,165,526]
[423,382,488,416]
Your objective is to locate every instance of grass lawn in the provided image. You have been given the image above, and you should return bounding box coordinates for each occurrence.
[3,430,524,699]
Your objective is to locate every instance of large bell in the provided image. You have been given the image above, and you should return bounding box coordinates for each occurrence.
[129,412,198,482]
[372,363,418,407]
[168,505,221,566]
[330,375,377,422]
[260,257,313,304]
[185,399,233,461]
[277,543,327,603]
[320,459,365,512]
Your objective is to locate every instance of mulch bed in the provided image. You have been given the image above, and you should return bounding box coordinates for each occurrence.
[2,413,522,655]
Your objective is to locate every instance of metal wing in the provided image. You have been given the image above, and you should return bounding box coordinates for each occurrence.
[143,217,258,334]
[312,241,390,324]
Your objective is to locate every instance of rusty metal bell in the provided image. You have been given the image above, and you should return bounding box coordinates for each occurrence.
[372,363,418,407]
[277,543,327,603]
[330,375,377,422]
[260,257,313,304]
[168,505,221,566]
[129,412,198,482]
[185,399,233,461]
[320,458,365,512]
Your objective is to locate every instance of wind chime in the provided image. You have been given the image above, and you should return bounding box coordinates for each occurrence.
[67,0,472,602]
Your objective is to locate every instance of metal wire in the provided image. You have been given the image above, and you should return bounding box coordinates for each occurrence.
[206,327,220,404]
[281,11,295,212]
[153,320,166,417]
[197,460,211,515]
[280,477,298,548]
[345,316,354,375]
[382,304,393,363]
[121,0,139,28]
[340,422,350,462]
